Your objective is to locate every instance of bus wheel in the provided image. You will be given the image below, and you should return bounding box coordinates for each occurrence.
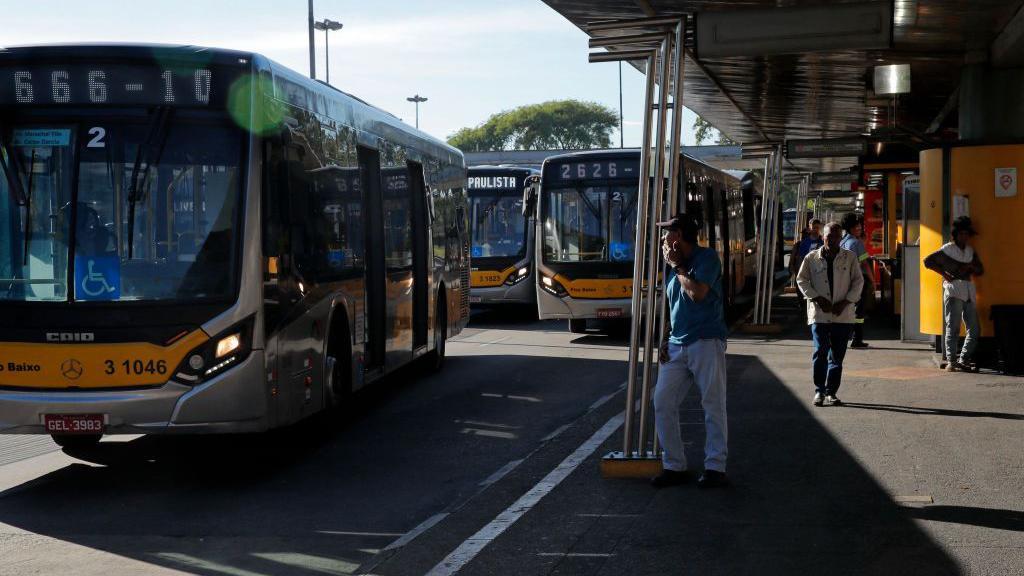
[569,319,587,334]
[427,298,447,372]
[51,434,102,449]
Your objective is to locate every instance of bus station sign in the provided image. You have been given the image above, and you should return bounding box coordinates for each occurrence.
[786,138,867,159]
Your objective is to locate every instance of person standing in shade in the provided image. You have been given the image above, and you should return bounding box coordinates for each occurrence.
[650,213,729,489]
[840,213,872,348]
[923,216,983,371]
[796,221,864,407]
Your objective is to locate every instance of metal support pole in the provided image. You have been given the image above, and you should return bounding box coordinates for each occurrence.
[637,35,673,454]
[753,154,771,323]
[766,147,784,323]
[622,51,658,458]
[308,0,316,79]
[652,20,686,457]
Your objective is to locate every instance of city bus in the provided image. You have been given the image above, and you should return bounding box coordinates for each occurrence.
[467,166,538,306]
[0,44,470,446]
[529,149,759,333]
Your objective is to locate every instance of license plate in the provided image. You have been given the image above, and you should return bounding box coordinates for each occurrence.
[596,308,623,318]
[43,414,105,434]
[470,296,482,304]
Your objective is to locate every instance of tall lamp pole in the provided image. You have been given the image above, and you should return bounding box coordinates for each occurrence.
[308,0,316,78]
[407,94,428,129]
[619,62,624,148]
[314,19,343,84]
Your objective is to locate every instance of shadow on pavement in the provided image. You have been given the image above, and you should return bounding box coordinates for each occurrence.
[0,353,628,576]
[841,402,1024,420]
[454,353,963,576]
[901,505,1024,532]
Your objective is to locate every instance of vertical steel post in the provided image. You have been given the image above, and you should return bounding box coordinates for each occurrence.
[653,21,686,456]
[622,52,658,458]
[753,154,771,323]
[637,35,673,454]
[766,148,784,323]
[308,0,316,79]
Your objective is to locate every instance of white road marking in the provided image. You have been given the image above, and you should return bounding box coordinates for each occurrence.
[252,552,360,575]
[384,513,449,551]
[536,553,615,558]
[317,530,405,538]
[460,428,517,440]
[424,412,625,576]
[506,395,541,403]
[479,336,511,347]
[541,424,571,442]
[479,459,524,487]
[454,419,520,430]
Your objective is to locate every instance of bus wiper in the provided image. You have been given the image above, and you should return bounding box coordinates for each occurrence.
[126,106,171,259]
[0,137,28,206]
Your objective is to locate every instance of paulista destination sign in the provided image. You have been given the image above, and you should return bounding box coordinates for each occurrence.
[786,138,867,159]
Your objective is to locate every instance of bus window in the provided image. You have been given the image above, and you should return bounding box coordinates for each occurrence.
[383,168,412,270]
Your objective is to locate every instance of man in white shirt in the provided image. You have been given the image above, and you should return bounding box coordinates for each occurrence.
[924,216,984,371]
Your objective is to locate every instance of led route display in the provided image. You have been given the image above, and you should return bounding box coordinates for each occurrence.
[0,65,227,106]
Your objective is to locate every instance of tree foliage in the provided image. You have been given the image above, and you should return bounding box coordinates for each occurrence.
[448,100,619,151]
[692,115,736,145]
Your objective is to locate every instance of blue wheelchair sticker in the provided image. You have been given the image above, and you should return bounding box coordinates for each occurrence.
[75,256,120,301]
[471,246,483,258]
[327,248,345,268]
[610,242,633,262]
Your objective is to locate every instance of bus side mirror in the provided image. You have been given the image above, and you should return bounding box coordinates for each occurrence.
[522,180,539,218]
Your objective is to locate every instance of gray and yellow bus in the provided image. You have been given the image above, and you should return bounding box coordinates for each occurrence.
[467,166,537,306]
[0,44,469,446]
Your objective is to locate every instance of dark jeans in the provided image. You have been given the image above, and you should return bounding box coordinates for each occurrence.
[811,323,853,396]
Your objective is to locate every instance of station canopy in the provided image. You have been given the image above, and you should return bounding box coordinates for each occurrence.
[543,0,1024,174]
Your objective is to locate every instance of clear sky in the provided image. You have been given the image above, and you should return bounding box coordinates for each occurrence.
[2,0,700,148]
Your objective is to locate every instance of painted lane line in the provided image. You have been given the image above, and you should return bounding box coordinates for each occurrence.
[541,424,571,442]
[479,459,524,487]
[317,530,405,538]
[424,412,625,576]
[479,336,511,347]
[455,419,520,430]
[384,513,450,551]
[506,395,541,403]
[461,428,517,440]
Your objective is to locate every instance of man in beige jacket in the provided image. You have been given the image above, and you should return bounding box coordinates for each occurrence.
[796,221,864,407]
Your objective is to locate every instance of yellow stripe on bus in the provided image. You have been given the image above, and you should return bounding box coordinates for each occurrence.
[471,267,516,288]
[0,330,209,389]
[553,274,633,299]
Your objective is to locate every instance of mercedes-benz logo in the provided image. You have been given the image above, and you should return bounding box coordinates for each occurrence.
[61,359,83,380]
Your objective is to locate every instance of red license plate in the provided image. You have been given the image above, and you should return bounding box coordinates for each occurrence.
[596,308,623,318]
[43,414,105,434]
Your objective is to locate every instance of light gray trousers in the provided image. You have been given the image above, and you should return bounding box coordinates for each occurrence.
[653,339,728,473]
[944,295,980,363]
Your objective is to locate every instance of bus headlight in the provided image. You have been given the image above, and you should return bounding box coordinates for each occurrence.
[505,266,530,286]
[540,274,568,297]
[174,317,255,385]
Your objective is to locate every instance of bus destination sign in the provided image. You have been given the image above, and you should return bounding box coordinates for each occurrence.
[0,65,226,107]
[550,158,639,181]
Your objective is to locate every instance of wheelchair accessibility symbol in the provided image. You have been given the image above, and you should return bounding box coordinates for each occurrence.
[75,256,120,301]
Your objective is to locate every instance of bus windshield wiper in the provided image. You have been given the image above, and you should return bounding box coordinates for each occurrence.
[126,106,172,259]
[0,135,33,262]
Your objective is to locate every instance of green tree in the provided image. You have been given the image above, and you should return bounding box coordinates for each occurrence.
[692,115,736,145]
[448,100,619,151]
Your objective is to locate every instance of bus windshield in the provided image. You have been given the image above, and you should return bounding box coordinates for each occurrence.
[542,185,637,263]
[0,118,242,302]
[469,189,526,259]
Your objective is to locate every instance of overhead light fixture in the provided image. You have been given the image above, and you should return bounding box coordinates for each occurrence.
[874,64,911,95]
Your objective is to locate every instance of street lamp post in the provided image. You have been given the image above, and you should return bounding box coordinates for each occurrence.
[314,19,343,85]
[407,94,428,129]
[308,0,315,79]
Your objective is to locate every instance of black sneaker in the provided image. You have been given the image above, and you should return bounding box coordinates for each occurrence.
[651,469,691,488]
[850,341,869,349]
[697,469,729,489]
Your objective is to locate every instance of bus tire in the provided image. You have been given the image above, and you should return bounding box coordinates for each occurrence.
[427,296,447,372]
[51,434,101,449]
[569,319,587,333]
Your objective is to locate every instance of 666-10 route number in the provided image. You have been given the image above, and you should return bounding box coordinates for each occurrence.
[104,359,167,376]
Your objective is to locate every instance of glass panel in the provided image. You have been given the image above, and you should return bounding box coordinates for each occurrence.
[542,186,607,263]
[0,126,74,301]
[383,167,412,270]
[469,190,526,258]
[75,121,241,301]
[607,185,637,262]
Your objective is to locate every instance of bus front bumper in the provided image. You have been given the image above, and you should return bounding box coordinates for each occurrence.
[537,289,632,321]
[471,279,535,305]
[0,351,269,435]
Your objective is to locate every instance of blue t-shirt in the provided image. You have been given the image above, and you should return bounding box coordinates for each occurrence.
[666,246,728,346]
[840,233,868,263]
[797,235,823,259]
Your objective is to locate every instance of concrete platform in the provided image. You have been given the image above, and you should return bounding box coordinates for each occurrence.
[370,294,1024,575]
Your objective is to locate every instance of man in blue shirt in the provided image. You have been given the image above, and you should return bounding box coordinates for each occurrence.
[839,213,872,348]
[650,213,729,489]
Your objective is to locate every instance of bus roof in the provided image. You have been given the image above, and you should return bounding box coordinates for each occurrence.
[0,43,464,166]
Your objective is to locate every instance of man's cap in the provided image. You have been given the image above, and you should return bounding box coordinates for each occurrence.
[952,215,977,235]
[655,212,699,233]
